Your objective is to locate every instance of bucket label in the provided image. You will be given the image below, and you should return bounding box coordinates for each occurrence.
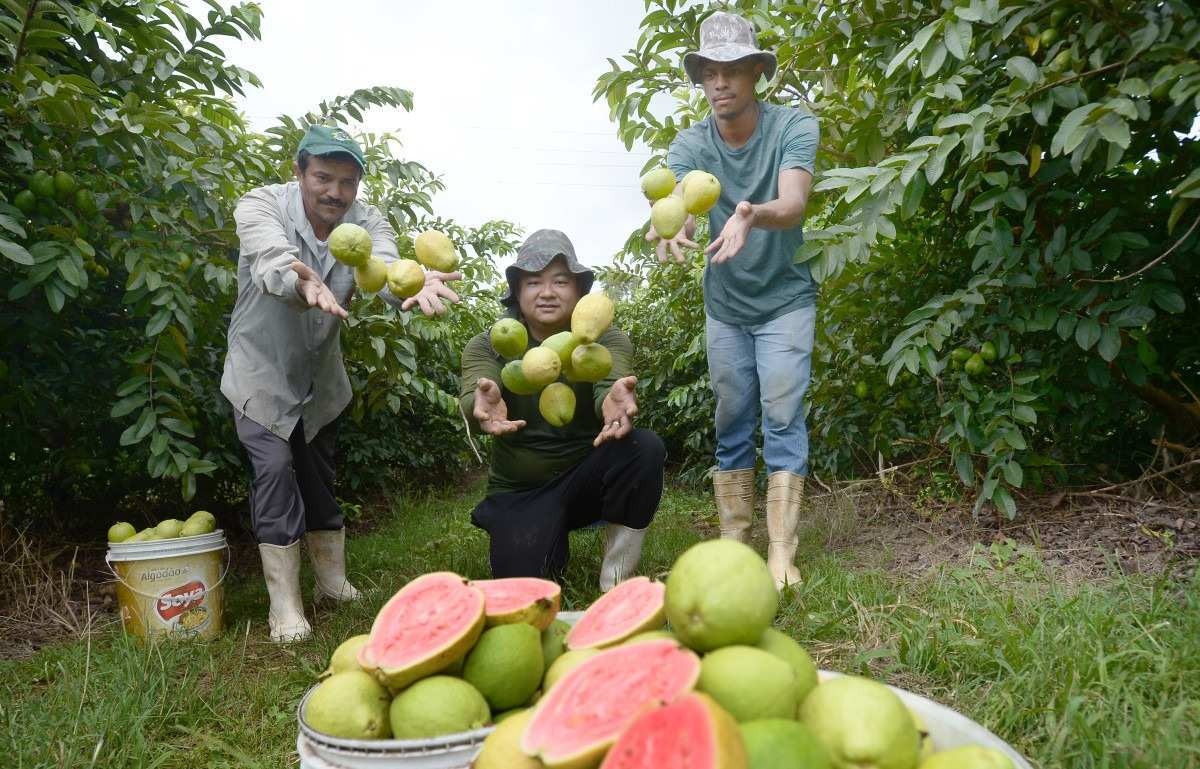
[113,546,224,641]
[156,580,207,621]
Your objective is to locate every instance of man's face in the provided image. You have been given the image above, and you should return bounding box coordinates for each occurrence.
[699,58,764,121]
[294,154,361,234]
[517,257,581,331]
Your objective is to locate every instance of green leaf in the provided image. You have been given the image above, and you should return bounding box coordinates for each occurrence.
[1118,78,1149,97]
[1097,325,1121,362]
[992,486,1017,518]
[0,214,26,238]
[161,418,196,437]
[1006,57,1039,84]
[44,282,65,313]
[1003,461,1024,488]
[970,188,1005,212]
[1112,305,1155,327]
[1013,405,1038,425]
[1170,168,1200,199]
[1096,114,1130,149]
[1052,103,1099,156]
[1075,317,1101,351]
[1153,288,1185,314]
[955,452,974,485]
[145,308,171,337]
[921,41,947,78]
[1167,200,1191,234]
[0,238,34,266]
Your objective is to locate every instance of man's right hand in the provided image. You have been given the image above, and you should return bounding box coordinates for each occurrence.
[645,214,699,264]
[473,378,526,436]
[291,260,348,318]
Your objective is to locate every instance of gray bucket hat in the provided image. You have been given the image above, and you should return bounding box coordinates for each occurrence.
[683,11,777,85]
[500,229,595,308]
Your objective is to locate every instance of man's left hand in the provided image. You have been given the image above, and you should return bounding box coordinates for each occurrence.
[706,201,755,264]
[595,375,639,447]
[402,270,463,316]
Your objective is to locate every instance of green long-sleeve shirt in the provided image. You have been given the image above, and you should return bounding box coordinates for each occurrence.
[459,326,633,495]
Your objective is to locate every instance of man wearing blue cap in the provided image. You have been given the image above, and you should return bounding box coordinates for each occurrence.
[648,11,819,591]
[222,125,460,642]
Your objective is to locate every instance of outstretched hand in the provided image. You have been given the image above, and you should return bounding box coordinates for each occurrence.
[645,219,700,264]
[402,270,462,316]
[705,201,755,264]
[473,378,526,436]
[291,261,348,318]
[595,376,639,446]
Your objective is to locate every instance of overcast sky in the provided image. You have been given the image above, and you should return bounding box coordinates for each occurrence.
[206,0,672,267]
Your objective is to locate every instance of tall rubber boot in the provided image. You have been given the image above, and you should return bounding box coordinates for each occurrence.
[599,523,647,592]
[713,468,755,543]
[304,528,362,602]
[766,471,804,591]
[258,542,312,642]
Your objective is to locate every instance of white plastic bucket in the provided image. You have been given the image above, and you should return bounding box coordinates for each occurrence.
[297,686,492,769]
[296,610,1033,769]
[106,530,229,641]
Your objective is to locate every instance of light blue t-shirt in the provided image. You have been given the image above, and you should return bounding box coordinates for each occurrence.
[668,101,819,325]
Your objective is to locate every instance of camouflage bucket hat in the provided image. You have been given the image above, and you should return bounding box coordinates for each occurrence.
[500,229,595,307]
[683,11,777,85]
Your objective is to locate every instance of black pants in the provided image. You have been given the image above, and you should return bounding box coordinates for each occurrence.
[471,428,666,579]
[235,413,342,546]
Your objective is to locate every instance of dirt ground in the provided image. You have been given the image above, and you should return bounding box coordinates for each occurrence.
[812,483,1199,585]
[3,481,1196,661]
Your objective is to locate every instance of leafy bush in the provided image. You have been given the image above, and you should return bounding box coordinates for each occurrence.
[0,1,515,530]
[595,0,1200,514]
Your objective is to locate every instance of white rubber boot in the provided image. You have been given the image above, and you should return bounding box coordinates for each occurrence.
[713,468,755,543]
[766,471,805,591]
[304,528,362,603]
[258,542,312,642]
[599,524,647,593]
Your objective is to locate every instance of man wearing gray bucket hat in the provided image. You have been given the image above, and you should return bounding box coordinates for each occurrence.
[649,10,819,591]
[459,229,666,591]
[223,125,461,642]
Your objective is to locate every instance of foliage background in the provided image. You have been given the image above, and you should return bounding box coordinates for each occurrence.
[595,0,1199,513]
[0,1,515,533]
[2,0,1197,533]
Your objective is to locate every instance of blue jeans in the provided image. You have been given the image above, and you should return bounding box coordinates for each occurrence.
[705,305,816,475]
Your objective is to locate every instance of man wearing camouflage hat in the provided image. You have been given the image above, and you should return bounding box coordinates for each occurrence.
[647,11,820,591]
[459,229,666,591]
[223,125,460,642]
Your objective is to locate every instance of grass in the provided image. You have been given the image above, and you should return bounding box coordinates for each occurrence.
[2,479,1197,768]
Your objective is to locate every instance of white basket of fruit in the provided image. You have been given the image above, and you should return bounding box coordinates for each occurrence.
[297,542,1033,769]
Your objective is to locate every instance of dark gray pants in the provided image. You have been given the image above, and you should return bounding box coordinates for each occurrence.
[235,413,342,546]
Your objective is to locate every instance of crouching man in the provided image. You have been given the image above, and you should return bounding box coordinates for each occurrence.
[459,229,666,591]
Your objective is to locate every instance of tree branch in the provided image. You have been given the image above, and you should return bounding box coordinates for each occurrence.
[13,0,42,68]
[1075,214,1200,285]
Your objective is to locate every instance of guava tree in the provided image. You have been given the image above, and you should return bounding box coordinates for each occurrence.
[0,1,514,525]
[596,0,1198,515]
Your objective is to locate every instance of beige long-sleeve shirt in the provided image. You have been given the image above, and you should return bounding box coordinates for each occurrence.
[220,182,400,442]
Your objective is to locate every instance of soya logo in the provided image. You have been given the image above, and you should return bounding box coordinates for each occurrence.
[330,128,352,143]
[157,580,207,622]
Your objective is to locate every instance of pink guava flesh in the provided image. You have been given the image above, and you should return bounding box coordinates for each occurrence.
[599,694,719,769]
[471,577,561,629]
[358,572,484,673]
[564,576,665,649]
[522,638,701,766]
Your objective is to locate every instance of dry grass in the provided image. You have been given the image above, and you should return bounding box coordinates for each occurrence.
[0,525,110,659]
